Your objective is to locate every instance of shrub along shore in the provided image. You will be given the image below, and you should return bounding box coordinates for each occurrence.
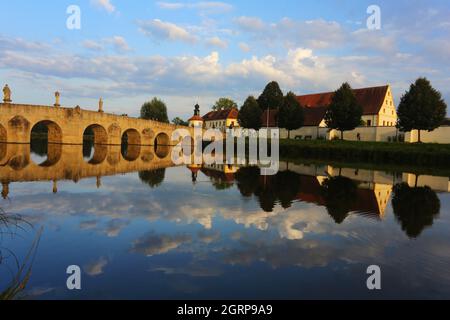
[279,139,450,169]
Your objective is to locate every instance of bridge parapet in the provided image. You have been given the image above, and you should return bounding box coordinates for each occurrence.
[0,102,194,145]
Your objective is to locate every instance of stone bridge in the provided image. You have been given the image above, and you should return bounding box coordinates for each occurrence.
[0,101,193,146]
[0,143,177,197]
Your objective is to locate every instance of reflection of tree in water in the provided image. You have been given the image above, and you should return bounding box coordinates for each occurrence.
[1,208,41,300]
[234,166,260,197]
[234,167,301,212]
[139,169,166,188]
[392,183,441,239]
[321,176,358,224]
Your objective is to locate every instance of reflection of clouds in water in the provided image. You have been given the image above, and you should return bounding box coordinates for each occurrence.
[79,220,98,230]
[84,257,108,276]
[150,264,223,278]
[131,232,192,256]
[197,230,221,244]
[103,219,130,237]
[5,168,450,288]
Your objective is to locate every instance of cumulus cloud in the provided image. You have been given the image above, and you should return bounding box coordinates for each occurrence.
[91,0,116,13]
[206,36,228,49]
[138,19,198,43]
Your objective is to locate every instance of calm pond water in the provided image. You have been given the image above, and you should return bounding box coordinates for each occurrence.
[1,141,450,300]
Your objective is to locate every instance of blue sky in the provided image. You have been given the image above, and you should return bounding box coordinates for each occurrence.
[1,0,449,119]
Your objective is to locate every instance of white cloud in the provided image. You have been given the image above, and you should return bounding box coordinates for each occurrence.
[91,0,116,13]
[82,40,104,51]
[206,36,228,49]
[138,19,198,43]
[110,36,131,52]
[156,1,233,14]
[238,42,251,52]
[235,16,265,32]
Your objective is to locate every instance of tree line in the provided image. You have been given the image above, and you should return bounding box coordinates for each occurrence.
[138,78,447,142]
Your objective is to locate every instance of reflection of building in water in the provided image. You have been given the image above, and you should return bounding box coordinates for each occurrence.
[187,164,202,183]
[201,164,239,187]
[296,175,391,219]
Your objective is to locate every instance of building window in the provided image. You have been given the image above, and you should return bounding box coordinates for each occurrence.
[367,120,372,126]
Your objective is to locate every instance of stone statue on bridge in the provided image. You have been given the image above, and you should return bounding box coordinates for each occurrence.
[99,97,104,113]
[3,84,12,103]
[54,91,61,107]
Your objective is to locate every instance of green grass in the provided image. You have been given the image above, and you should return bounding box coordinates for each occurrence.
[279,139,450,169]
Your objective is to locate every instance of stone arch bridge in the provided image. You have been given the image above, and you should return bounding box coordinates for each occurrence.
[0,102,194,146]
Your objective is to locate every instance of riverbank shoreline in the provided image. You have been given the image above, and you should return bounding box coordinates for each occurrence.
[279,139,450,169]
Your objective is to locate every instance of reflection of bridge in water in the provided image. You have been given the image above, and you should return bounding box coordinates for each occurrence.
[0,143,175,197]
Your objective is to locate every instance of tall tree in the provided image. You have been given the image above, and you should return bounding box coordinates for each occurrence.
[238,96,262,130]
[278,92,304,139]
[172,117,188,126]
[324,83,363,140]
[257,81,284,111]
[397,78,447,143]
[212,98,238,111]
[140,98,169,123]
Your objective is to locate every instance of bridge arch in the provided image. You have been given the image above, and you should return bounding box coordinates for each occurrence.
[155,145,170,159]
[31,120,63,144]
[0,123,6,142]
[155,132,170,147]
[122,144,141,162]
[122,128,141,145]
[85,144,108,165]
[84,124,108,145]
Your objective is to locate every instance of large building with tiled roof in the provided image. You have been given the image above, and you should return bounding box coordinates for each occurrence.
[261,85,397,129]
[203,108,239,130]
[297,85,397,127]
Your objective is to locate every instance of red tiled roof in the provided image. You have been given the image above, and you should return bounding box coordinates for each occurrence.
[203,108,238,121]
[297,85,389,125]
[303,106,328,126]
[188,115,204,122]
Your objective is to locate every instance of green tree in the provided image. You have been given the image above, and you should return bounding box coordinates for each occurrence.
[212,98,238,111]
[238,96,263,130]
[172,117,188,126]
[397,78,447,143]
[140,98,169,123]
[279,92,304,139]
[324,83,363,140]
[391,183,441,238]
[257,81,284,111]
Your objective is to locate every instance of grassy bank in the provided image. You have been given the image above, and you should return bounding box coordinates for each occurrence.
[279,139,450,169]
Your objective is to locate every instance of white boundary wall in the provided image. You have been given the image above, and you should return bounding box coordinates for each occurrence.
[277,126,450,144]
